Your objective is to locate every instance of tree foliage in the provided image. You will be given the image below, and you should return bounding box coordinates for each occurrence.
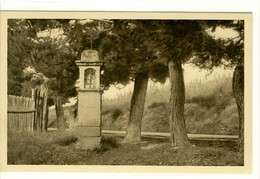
[8,19,31,95]
[101,20,169,87]
[192,20,244,69]
[8,19,78,101]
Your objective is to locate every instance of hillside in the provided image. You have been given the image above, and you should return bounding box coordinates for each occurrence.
[48,75,239,135]
[102,99,238,135]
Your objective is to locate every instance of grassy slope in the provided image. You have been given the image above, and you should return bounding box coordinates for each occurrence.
[48,76,238,135]
[102,76,239,135]
[8,131,243,165]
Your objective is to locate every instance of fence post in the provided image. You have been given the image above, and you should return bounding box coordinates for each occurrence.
[42,84,49,131]
[34,84,49,132]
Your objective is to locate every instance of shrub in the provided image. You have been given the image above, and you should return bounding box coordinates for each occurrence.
[94,136,121,153]
[111,108,123,120]
[148,102,166,109]
[54,135,78,146]
[186,94,216,108]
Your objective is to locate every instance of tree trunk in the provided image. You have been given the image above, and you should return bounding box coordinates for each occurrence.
[55,96,65,130]
[124,73,149,142]
[168,60,190,147]
[232,57,244,152]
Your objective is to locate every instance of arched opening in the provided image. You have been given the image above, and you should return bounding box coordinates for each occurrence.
[84,68,96,89]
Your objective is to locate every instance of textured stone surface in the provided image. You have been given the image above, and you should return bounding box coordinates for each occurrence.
[77,116,101,126]
[76,137,101,150]
[74,126,101,137]
[78,91,101,126]
[81,50,99,62]
[78,92,101,108]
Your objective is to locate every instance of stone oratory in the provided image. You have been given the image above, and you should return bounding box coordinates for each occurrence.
[75,50,103,149]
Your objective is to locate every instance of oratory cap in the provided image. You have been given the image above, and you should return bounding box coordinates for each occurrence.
[81,50,100,62]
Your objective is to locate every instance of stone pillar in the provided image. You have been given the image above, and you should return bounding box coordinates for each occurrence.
[75,50,103,150]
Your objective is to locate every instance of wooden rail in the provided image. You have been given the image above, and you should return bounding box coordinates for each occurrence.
[102,130,239,141]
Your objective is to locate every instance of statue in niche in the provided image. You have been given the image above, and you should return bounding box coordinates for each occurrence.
[84,68,96,89]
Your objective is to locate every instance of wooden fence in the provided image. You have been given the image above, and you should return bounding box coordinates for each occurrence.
[8,85,48,132]
[8,95,35,132]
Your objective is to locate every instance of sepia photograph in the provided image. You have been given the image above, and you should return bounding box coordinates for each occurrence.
[0,12,253,173]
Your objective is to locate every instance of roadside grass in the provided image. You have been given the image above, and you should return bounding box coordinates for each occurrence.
[8,131,243,166]
[102,76,239,135]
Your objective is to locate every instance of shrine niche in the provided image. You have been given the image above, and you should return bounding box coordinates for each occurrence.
[84,68,96,89]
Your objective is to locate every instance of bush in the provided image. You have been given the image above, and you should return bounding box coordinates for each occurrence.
[94,136,121,153]
[111,108,123,120]
[186,94,216,108]
[148,102,166,109]
[54,135,78,146]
